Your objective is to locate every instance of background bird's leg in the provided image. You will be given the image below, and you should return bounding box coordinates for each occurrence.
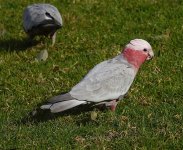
[27,34,33,40]
[105,100,118,111]
[51,32,56,46]
[27,34,35,45]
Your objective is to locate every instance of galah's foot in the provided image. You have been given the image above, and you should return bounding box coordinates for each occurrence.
[105,100,118,111]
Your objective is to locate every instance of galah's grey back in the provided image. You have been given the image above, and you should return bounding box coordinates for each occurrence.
[23,3,62,45]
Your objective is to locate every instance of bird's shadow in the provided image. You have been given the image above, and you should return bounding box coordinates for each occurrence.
[18,99,107,126]
[0,37,40,52]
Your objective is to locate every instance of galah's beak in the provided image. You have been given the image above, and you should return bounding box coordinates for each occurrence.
[146,50,154,60]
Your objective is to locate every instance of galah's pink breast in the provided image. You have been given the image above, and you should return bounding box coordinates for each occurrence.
[123,48,148,69]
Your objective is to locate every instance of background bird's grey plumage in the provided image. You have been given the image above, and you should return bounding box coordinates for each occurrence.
[23,3,62,33]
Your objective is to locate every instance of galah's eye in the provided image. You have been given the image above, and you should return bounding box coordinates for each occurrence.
[143,48,147,52]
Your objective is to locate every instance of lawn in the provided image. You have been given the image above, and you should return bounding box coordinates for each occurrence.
[0,0,183,149]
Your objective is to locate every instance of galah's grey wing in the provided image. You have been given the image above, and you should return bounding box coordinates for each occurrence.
[70,55,136,102]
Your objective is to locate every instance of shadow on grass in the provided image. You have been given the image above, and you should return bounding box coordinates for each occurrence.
[19,105,104,126]
[0,38,39,52]
[18,100,106,126]
[18,91,109,125]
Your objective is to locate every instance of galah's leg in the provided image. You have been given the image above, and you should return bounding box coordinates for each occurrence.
[105,100,118,111]
[51,32,56,46]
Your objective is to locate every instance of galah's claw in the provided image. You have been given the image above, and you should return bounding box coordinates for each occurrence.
[105,100,118,111]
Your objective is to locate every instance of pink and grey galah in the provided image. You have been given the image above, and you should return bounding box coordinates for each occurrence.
[40,39,154,113]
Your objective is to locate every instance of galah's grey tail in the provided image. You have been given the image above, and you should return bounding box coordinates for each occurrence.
[40,93,87,113]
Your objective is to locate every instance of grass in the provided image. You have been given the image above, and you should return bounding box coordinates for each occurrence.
[0,0,183,149]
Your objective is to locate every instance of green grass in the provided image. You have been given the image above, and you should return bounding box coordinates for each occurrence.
[0,0,183,149]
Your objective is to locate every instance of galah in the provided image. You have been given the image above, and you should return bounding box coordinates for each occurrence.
[41,39,154,113]
[23,3,63,46]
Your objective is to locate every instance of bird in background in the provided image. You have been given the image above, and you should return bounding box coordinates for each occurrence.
[23,3,62,46]
[40,39,154,113]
